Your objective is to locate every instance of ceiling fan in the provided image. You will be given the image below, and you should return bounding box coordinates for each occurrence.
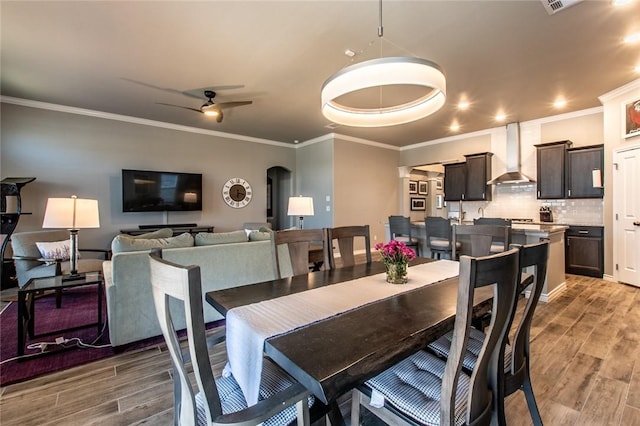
[156,90,252,123]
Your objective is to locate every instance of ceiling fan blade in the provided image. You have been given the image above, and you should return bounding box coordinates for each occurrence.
[123,79,245,99]
[216,110,224,123]
[156,102,202,113]
[217,101,253,109]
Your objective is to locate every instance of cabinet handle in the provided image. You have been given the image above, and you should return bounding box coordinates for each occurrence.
[634,221,640,227]
[578,230,589,234]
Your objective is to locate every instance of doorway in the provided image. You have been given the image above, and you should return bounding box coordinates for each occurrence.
[613,143,640,287]
[267,166,292,231]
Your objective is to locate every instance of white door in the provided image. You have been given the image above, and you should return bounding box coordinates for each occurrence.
[614,144,640,287]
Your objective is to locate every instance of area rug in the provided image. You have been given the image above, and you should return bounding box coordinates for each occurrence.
[0,286,223,386]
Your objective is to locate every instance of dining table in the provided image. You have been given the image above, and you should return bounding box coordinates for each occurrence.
[205,258,494,425]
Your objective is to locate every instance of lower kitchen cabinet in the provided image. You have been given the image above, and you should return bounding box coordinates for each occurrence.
[565,226,603,278]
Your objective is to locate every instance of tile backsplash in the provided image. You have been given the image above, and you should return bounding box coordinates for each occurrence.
[446,184,603,226]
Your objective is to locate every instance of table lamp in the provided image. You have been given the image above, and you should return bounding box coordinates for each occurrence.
[43,195,100,276]
[287,196,314,229]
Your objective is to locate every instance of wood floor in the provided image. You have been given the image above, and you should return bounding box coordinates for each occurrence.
[1,273,639,425]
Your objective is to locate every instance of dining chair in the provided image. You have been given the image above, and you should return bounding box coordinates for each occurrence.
[388,215,420,257]
[272,228,329,278]
[451,224,511,260]
[424,216,459,260]
[428,241,549,426]
[148,249,314,426]
[351,248,520,426]
[326,225,371,269]
[473,218,513,254]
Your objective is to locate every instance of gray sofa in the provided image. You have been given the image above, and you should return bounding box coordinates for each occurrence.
[103,229,277,347]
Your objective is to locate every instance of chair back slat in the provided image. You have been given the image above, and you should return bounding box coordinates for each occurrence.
[441,248,519,425]
[272,229,328,277]
[388,216,420,256]
[327,225,371,269]
[149,250,222,425]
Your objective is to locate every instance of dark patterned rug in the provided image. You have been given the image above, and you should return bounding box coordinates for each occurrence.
[0,286,222,386]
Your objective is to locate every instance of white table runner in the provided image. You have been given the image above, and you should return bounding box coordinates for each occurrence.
[224,260,459,405]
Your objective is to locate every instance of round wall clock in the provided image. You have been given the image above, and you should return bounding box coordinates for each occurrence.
[222,177,252,208]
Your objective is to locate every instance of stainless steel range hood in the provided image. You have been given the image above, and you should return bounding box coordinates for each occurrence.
[487,122,535,185]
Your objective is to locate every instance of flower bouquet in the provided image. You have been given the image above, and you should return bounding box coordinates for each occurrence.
[374,240,417,284]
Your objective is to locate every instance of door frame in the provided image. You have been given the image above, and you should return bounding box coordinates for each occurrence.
[613,141,640,286]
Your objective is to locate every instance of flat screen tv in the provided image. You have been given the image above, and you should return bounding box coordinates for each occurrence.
[122,169,203,212]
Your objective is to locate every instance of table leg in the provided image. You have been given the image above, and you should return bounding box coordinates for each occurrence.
[17,291,31,356]
[327,401,346,426]
[55,288,62,308]
[97,280,103,338]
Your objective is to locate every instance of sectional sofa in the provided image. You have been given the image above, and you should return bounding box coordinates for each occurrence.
[103,228,277,346]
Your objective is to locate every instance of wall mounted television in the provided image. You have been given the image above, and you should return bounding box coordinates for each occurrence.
[122,169,203,212]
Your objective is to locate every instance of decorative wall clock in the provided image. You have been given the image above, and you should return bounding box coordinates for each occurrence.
[222,177,252,208]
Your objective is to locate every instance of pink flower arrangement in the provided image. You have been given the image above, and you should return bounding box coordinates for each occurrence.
[374,240,417,265]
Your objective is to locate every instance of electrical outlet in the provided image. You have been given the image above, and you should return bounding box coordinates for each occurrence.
[374,235,377,241]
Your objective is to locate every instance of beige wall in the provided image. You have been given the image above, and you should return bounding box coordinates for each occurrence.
[1,103,295,249]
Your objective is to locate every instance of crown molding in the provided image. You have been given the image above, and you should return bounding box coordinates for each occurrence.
[0,96,293,148]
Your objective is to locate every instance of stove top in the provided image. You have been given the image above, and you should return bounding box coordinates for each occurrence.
[507,218,534,223]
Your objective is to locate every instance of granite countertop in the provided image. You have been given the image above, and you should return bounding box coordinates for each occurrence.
[511,223,568,234]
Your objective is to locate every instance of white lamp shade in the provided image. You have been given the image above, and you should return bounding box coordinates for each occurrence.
[43,196,100,229]
[287,196,314,216]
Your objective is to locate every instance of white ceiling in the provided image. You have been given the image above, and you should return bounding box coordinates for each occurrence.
[2,1,639,147]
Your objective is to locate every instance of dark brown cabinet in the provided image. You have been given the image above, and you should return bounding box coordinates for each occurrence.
[444,162,466,201]
[464,153,493,201]
[565,226,603,278]
[535,141,571,199]
[567,145,604,199]
[444,153,492,201]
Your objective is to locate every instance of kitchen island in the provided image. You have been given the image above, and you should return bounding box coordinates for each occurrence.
[385,221,568,302]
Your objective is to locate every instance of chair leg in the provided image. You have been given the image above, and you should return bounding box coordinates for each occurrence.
[523,374,543,426]
[296,398,311,425]
[351,390,362,426]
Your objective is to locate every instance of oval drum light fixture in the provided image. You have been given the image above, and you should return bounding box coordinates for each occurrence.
[321,57,446,127]
[320,0,446,127]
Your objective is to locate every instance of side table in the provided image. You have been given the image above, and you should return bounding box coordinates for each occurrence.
[17,272,103,357]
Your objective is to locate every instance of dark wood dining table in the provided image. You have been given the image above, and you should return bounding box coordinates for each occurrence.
[205,258,494,425]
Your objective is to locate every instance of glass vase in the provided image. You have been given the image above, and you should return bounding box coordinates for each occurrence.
[385,262,408,284]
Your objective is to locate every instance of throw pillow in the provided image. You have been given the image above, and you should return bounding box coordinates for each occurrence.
[195,230,248,246]
[111,232,194,254]
[248,230,272,241]
[35,240,72,264]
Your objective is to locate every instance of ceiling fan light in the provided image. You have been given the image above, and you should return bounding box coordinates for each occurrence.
[321,57,446,127]
[202,104,221,117]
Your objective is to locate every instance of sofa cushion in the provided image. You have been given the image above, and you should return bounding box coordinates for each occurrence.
[195,230,248,246]
[249,230,272,241]
[129,228,173,239]
[111,232,194,254]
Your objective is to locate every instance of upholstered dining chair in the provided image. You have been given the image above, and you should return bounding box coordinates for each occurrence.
[272,228,329,278]
[351,248,520,426]
[388,215,420,257]
[326,225,371,269]
[428,241,549,426]
[424,216,459,260]
[473,218,513,254]
[451,224,511,260]
[148,250,314,426]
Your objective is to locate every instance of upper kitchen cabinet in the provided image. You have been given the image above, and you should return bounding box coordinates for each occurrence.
[444,162,466,201]
[464,152,493,201]
[443,153,492,201]
[566,145,604,199]
[535,141,572,199]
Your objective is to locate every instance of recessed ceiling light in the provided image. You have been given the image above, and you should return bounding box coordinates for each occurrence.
[624,33,640,43]
[635,64,640,73]
[458,101,470,110]
[344,49,356,58]
[495,113,506,122]
[554,98,567,108]
[612,0,632,5]
[450,121,460,132]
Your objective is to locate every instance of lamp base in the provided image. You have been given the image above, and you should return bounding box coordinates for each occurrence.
[298,216,304,229]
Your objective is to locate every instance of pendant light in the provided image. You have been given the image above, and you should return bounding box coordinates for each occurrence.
[321,0,446,127]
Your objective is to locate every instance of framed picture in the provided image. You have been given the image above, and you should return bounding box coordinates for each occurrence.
[409,180,418,194]
[410,197,426,211]
[435,179,443,190]
[623,98,640,138]
[418,180,428,195]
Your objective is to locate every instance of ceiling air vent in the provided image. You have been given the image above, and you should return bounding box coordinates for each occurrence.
[540,0,583,15]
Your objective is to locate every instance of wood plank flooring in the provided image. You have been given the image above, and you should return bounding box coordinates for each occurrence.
[1,272,639,425]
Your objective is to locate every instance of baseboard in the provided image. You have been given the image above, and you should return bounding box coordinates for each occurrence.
[525,280,567,303]
[603,274,616,282]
